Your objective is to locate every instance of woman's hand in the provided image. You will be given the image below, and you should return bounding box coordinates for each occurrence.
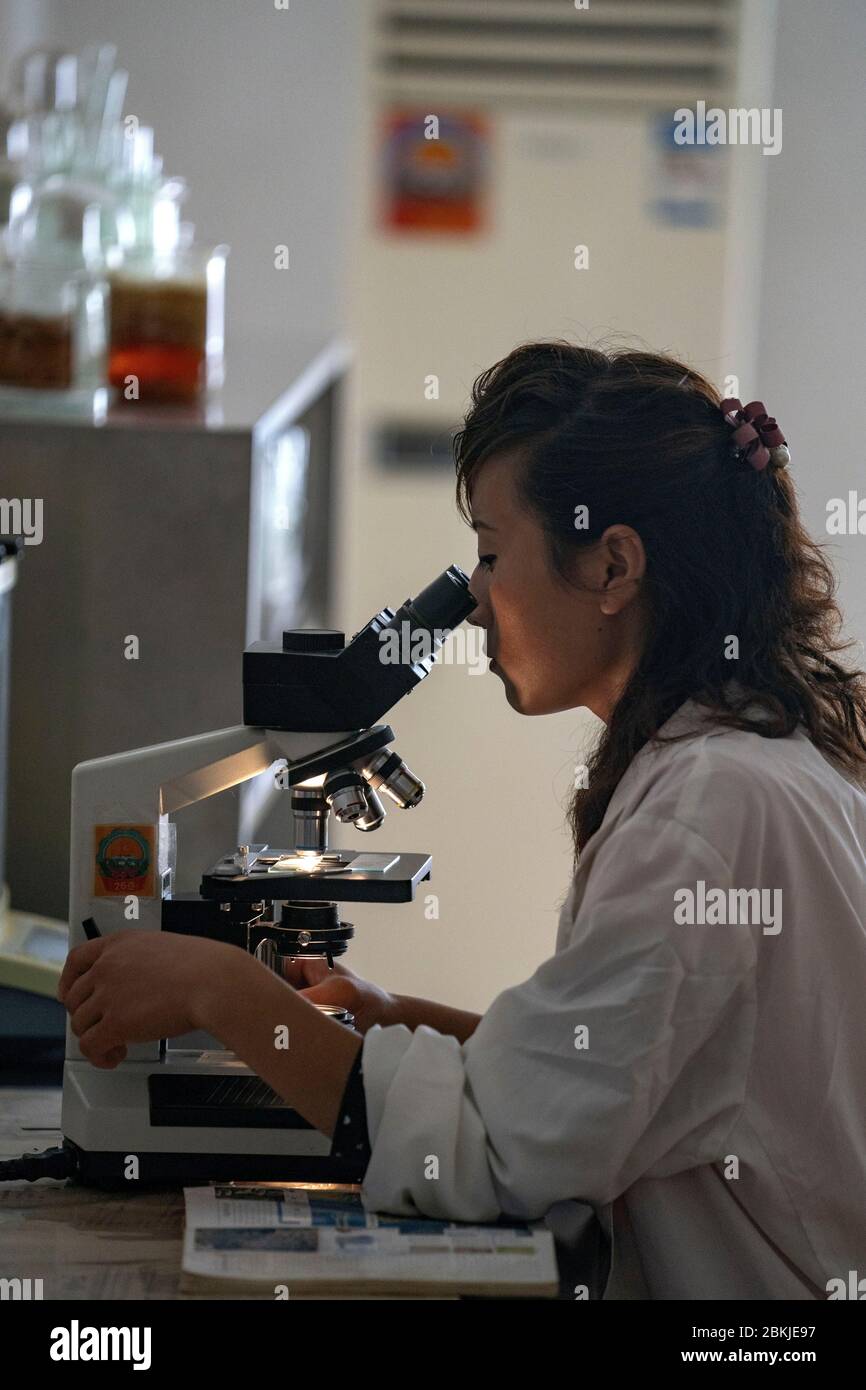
[282,956,402,1035]
[57,930,242,1068]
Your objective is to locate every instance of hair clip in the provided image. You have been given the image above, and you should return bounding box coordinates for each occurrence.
[719,398,790,471]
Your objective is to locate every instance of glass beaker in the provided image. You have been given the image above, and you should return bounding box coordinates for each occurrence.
[107,240,227,403]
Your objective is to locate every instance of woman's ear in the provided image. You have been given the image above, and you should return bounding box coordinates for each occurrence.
[598,526,646,614]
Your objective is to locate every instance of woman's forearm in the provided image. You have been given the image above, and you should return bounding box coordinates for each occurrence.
[199,950,362,1139]
[391,994,482,1043]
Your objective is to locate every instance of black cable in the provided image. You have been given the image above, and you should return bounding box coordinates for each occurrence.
[0,1145,77,1182]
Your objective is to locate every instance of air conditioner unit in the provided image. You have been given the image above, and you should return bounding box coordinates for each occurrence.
[333,0,779,1007]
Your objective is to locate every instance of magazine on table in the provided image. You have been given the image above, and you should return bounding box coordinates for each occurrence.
[181,1182,559,1298]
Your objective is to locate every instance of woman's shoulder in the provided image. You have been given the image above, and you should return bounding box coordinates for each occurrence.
[616,695,866,857]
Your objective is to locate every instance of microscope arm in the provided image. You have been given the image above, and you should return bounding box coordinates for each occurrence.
[66,722,354,1064]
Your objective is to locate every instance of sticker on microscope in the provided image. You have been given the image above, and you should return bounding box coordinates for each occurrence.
[93,824,157,898]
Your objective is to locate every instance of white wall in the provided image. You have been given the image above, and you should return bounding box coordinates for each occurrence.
[757,0,866,652]
[26,0,363,355]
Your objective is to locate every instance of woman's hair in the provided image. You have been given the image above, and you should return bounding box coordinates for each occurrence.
[453,340,866,862]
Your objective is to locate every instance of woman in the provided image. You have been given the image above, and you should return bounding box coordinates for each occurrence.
[59,342,866,1300]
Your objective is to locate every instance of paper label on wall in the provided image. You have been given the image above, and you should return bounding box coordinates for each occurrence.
[381,108,490,234]
[647,111,726,228]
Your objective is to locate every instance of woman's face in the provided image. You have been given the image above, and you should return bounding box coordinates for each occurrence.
[466,448,648,722]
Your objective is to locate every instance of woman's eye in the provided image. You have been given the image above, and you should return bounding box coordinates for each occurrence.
[478,555,496,571]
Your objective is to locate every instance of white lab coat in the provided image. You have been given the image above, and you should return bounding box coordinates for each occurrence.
[359,696,866,1299]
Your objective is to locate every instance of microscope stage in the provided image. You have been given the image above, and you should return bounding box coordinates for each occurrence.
[201,850,432,903]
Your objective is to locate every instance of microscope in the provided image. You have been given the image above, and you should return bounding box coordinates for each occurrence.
[61,565,475,1186]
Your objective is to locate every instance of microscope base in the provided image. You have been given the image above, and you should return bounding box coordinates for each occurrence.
[61,1057,364,1189]
[61,1138,366,1190]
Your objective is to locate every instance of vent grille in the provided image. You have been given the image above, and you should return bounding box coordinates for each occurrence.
[374,0,740,109]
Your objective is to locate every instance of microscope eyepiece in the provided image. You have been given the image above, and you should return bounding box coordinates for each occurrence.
[404,563,474,635]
